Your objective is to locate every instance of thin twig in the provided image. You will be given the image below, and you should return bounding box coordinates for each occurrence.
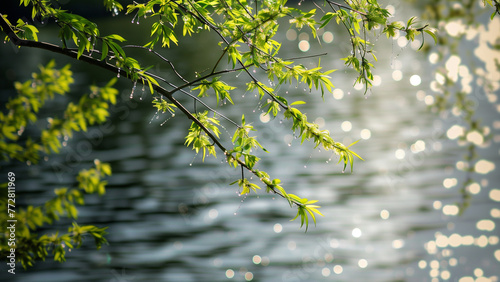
[122,45,189,83]
[326,0,368,17]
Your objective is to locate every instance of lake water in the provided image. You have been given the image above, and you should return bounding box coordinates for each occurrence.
[1,2,499,282]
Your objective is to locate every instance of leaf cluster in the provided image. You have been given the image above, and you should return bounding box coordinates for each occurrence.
[0,0,438,233]
[0,160,111,268]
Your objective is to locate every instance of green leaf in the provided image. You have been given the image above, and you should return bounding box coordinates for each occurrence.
[106,34,126,42]
[100,41,109,61]
[424,29,438,45]
[2,125,18,140]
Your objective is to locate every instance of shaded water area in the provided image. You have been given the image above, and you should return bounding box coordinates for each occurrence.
[1,2,499,282]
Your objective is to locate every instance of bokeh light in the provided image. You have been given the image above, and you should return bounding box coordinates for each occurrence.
[410,74,422,86]
[341,121,352,132]
[322,31,334,43]
[360,129,371,140]
[352,228,362,238]
[332,88,344,99]
[475,160,495,174]
[358,259,368,268]
[286,29,297,41]
[392,70,403,81]
[226,269,235,279]
[298,40,310,52]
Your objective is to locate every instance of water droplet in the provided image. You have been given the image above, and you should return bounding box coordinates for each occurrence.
[234,212,237,215]
[304,165,307,168]
[171,113,175,117]
[288,143,291,147]
[341,170,345,173]
[189,163,192,166]
[130,82,137,99]
[326,161,329,163]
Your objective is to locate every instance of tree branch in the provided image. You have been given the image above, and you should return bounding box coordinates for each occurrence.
[326,0,368,17]
[0,13,302,208]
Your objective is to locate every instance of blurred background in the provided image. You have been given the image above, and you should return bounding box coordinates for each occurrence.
[1,0,499,281]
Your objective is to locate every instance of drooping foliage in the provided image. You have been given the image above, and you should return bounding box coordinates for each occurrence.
[0,0,438,266]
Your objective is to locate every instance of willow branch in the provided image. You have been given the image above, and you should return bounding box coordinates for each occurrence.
[326,0,368,17]
[0,13,301,207]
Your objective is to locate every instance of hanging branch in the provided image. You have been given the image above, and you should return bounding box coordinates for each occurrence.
[3,0,431,229]
[0,12,306,209]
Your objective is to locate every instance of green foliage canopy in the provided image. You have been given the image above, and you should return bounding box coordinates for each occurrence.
[0,0,440,267]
